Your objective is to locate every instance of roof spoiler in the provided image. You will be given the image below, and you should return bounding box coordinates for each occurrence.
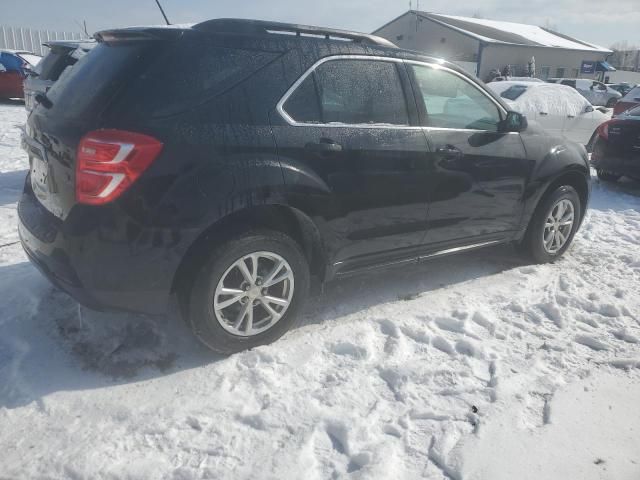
[94,28,183,43]
[193,18,397,48]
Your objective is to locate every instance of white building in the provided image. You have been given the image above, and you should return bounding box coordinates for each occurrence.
[373,11,613,82]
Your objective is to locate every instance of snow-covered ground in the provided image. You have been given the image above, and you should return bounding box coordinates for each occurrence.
[1,102,639,479]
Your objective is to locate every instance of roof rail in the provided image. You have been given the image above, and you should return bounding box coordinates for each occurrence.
[193,18,397,48]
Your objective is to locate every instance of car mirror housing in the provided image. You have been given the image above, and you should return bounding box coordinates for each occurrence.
[585,105,594,113]
[501,111,528,132]
[0,64,6,73]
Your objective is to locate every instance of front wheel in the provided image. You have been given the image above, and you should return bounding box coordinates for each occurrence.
[522,185,582,263]
[185,230,310,354]
[596,169,621,182]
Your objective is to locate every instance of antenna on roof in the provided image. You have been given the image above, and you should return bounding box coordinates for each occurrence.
[153,0,171,25]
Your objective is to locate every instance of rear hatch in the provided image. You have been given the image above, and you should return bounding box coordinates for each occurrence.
[608,112,640,155]
[24,29,179,219]
[24,26,285,219]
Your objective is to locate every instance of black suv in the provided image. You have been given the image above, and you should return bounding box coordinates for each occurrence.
[19,19,590,353]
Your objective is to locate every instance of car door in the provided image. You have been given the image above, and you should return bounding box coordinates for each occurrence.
[271,57,432,269]
[562,88,600,145]
[574,80,595,104]
[406,62,530,246]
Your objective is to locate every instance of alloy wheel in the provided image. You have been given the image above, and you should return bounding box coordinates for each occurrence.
[542,199,575,254]
[213,251,295,336]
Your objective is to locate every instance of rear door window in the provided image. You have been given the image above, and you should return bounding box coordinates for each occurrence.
[282,59,409,126]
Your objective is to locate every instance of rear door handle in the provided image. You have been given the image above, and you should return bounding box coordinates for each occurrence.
[539,112,548,116]
[567,114,575,118]
[305,138,342,153]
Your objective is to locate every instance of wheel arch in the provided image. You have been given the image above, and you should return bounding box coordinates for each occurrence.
[170,204,327,296]
[519,168,590,241]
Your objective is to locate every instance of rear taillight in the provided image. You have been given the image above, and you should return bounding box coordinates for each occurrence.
[76,129,163,205]
[596,119,622,141]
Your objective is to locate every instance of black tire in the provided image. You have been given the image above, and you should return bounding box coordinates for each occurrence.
[606,98,617,108]
[185,230,310,354]
[522,185,582,263]
[596,169,621,182]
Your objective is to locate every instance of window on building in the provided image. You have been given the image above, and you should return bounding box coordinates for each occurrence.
[556,67,566,78]
[571,68,579,78]
[540,66,551,80]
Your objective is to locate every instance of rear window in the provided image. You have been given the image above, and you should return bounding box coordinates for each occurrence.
[623,86,640,100]
[500,85,529,101]
[114,36,281,118]
[46,42,155,120]
[35,49,77,80]
[625,105,640,117]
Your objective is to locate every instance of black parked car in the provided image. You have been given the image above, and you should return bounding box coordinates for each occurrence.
[24,40,95,111]
[18,19,591,354]
[591,105,640,182]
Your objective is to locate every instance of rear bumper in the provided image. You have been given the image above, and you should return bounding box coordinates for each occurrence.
[591,147,640,178]
[18,177,187,315]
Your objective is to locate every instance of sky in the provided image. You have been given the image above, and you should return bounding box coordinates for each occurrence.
[1,0,639,48]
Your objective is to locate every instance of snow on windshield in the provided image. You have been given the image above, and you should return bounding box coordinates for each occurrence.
[18,53,42,67]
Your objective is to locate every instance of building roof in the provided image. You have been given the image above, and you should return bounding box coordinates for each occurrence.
[375,11,611,53]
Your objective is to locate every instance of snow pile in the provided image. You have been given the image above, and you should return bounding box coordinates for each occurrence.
[1,103,640,479]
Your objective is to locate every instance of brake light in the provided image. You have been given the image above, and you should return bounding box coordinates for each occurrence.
[76,129,163,205]
[597,119,617,140]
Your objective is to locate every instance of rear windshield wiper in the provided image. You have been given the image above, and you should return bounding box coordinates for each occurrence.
[35,93,53,109]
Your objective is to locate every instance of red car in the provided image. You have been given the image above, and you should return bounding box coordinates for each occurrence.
[613,85,640,116]
[0,49,41,99]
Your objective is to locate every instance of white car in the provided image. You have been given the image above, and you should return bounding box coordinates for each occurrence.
[487,81,609,145]
[547,78,621,107]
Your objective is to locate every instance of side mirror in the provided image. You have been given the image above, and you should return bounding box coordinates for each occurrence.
[501,111,528,132]
[0,64,6,73]
[585,105,594,113]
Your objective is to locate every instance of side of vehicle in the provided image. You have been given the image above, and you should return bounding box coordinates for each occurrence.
[487,81,607,145]
[0,50,41,99]
[591,106,640,182]
[23,40,95,111]
[548,78,621,107]
[613,86,640,116]
[18,21,591,353]
[607,83,635,97]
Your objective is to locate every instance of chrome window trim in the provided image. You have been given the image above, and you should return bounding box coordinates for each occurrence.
[276,54,512,134]
[276,55,419,130]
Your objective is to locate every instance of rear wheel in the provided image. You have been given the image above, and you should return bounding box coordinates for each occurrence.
[185,230,310,354]
[522,185,581,263]
[596,169,621,182]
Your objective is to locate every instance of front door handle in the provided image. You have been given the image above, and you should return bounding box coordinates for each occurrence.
[305,138,343,153]
[567,114,576,118]
[435,144,463,160]
[539,112,548,116]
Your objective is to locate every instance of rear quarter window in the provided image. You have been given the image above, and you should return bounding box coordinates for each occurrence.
[115,36,281,118]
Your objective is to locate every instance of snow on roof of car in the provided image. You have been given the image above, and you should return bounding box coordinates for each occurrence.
[415,12,611,53]
[487,81,591,116]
